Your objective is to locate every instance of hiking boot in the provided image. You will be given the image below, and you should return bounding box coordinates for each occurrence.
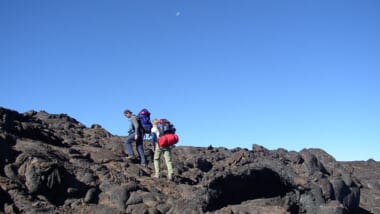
[167,173,173,181]
[152,174,160,179]
[126,155,135,160]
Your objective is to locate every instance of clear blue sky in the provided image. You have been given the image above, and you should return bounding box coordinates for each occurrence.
[1,0,379,161]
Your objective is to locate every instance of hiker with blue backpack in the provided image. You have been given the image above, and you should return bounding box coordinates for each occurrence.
[123,109,147,166]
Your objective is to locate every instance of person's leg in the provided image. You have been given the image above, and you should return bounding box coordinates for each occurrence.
[136,136,147,165]
[124,135,135,157]
[154,146,162,177]
[163,147,173,179]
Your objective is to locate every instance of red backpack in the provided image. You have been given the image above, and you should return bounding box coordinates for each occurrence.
[158,133,179,147]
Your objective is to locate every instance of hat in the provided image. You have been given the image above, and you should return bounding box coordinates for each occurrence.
[124,109,132,114]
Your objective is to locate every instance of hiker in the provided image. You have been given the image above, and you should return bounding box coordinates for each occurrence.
[123,109,147,166]
[151,118,174,180]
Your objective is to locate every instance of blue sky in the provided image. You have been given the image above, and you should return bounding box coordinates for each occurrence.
[1,0,379,161]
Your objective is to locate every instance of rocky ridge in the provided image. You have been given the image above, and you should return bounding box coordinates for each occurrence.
[0,107,378,213]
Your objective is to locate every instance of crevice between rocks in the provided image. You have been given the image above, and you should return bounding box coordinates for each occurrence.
[206,167,295,212]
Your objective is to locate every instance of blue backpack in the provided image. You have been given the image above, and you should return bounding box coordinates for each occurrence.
[138,108,153,134]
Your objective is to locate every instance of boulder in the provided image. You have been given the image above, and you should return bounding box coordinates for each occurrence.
[0,107,377,213]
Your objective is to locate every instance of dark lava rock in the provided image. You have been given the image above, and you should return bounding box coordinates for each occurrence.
[0,106,378,213]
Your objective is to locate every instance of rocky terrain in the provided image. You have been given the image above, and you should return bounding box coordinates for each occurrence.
[0,107,379,214]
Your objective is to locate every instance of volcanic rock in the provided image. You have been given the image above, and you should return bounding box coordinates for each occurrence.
[0,107,378,213]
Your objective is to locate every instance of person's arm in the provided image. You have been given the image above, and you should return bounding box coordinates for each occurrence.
[152,126,160,138]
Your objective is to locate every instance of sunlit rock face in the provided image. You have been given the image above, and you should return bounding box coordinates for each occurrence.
[1,106,377,213]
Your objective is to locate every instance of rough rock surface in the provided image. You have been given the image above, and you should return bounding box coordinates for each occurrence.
[340,160,380,214]
[0,107,378,213]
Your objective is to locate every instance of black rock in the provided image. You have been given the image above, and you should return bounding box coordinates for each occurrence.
[0,106,378,213]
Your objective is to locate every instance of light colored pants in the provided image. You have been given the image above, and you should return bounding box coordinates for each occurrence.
[154,145,173,176]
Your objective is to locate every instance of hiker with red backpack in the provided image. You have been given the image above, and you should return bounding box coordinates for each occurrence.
[151,118,179,180]
[123,109,147,166]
